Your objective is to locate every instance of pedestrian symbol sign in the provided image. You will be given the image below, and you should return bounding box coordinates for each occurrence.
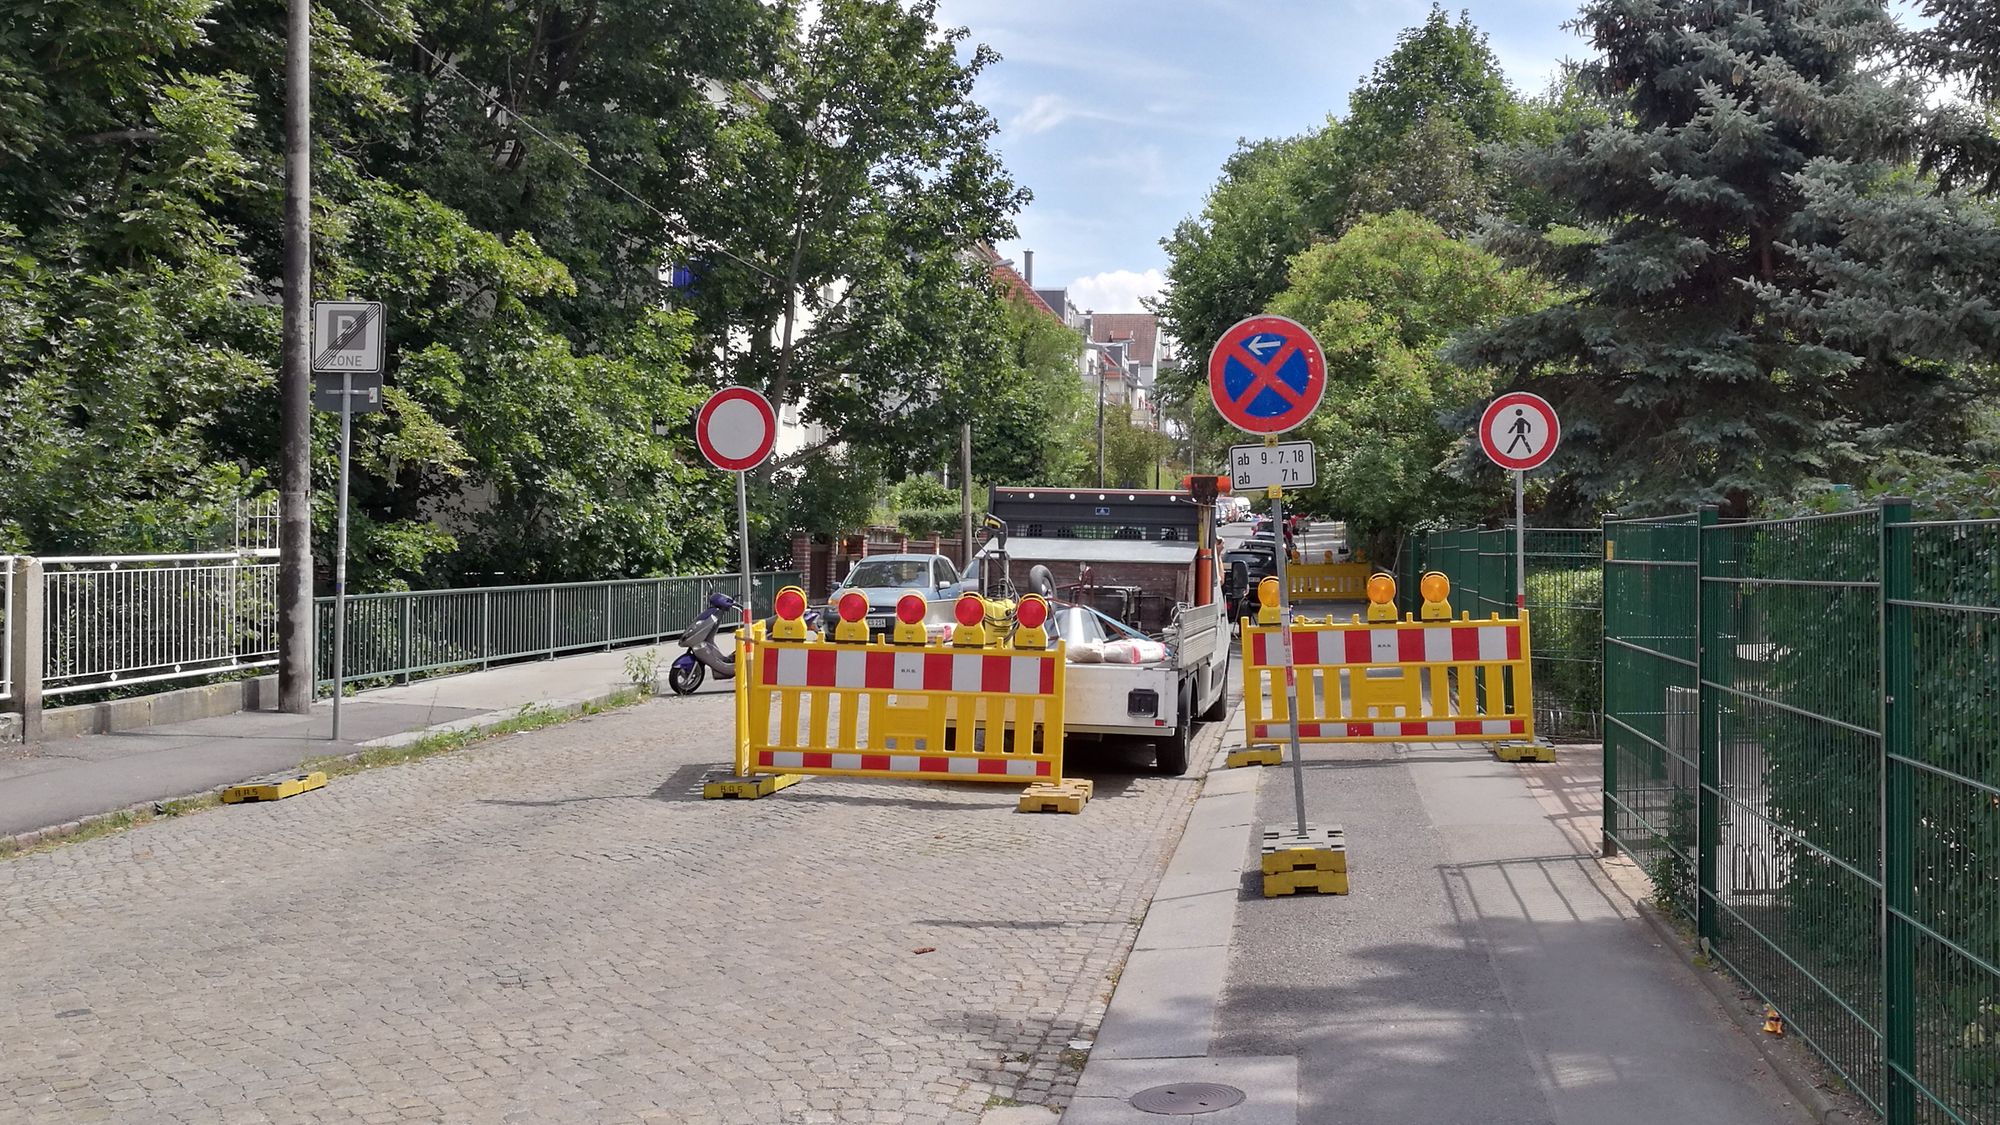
[1478,391,1560,472]
[312,301,385,375]
[1207,315,1326,435]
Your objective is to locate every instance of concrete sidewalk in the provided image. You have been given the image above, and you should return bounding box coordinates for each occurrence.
[1067,701,1817,1123]
[0,645,700,840]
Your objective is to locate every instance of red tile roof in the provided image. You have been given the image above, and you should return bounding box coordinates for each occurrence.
[1088,313,1158,366]
[984,250,1061,321]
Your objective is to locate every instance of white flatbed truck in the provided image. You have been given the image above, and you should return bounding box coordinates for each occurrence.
[968,486,1230,774]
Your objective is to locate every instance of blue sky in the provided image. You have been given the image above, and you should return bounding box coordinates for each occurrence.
[933,0,1591,313]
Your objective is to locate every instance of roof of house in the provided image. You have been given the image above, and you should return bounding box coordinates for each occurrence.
[1088,313,1159,367]
[984,251,1060,321]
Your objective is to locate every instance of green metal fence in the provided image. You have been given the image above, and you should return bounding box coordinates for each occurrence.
[1604,504,2000,1125]
[1406,526,1604,739]
[314,571,802,692]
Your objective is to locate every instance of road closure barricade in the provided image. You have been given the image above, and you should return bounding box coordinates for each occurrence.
[719,587,1089,810]
[1285,559,1370,601]
[1241,604,1542,758]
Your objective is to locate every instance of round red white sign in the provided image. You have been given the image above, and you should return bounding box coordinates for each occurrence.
[1207,315,1326,436]
[1479,391,1560,472]
[695,386,777,472]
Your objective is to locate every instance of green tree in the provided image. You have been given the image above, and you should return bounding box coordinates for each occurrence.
[1453,0,1974,517]
[1266,212,1551,555]
[677,0,1028,485]
[967,294,1090,487]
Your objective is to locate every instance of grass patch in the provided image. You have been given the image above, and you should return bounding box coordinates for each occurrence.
[1059,1047,1089,1072]
[985,1094,1023,1108]
[4,687,649,861]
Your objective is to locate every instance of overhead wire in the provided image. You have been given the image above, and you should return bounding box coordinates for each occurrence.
[340,0,783,284]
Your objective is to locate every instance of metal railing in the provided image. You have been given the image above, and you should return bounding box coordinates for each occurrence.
[41,553,281,698]
[1604,504,2000,1125]
[1405,526,1604,738]
[314,571,801,691]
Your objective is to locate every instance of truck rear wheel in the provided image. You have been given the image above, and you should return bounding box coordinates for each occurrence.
[1156,687,1192,776]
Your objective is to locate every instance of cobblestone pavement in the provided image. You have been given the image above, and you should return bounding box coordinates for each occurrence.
[0,689,1201,1124]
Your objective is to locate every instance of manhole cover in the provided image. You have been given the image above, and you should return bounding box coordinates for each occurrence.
[1129,1082,1246,1115]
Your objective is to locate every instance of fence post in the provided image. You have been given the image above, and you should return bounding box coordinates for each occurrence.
[546,587,557,660]
[1600,516,1615,857]
[1878,497,1915,1125]
[400,596,416,684]
[1695,506,1720,946]
[5,558,43,742]
[480,589,491,670]
[603,583,613,650]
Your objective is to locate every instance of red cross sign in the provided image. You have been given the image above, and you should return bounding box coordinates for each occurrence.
[1207,315,1326,435]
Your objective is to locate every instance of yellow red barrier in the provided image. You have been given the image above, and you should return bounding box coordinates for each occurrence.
[1286,562,1372,601]
[734,627,1067,784]
[1241,612,1535,745]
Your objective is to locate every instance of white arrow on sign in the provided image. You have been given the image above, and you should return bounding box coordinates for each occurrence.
[1245,335,1280,357]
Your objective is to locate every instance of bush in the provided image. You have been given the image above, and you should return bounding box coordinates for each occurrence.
[1525,565,1601,736]
[890,476,957,512]
[896,507,962,538]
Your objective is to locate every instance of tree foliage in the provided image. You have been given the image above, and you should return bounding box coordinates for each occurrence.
[0,0,1028,584]
[1266,212,1551,554]
[1452,0,1980,517]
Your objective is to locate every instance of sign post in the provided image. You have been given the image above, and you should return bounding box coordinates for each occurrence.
[1209,314,1325,839]
[311,300,387,741]
[695,387,778,620]
[1477,391,1561,608]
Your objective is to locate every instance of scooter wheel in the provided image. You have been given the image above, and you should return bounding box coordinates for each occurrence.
[667,663,705,695]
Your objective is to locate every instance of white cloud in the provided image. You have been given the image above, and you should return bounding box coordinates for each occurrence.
[1068,269,1165,314]
[1011,93,1074,135]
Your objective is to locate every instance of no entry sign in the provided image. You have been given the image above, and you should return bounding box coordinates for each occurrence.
[696,387,777,472]
[1207,315,1326,436]
[1479,392,1560,472]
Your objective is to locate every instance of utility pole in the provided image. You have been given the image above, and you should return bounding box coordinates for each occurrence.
[1095,362,1106,488]
[959,425,973,570]
[276,0,313,715]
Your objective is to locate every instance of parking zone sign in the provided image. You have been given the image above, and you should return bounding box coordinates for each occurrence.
[313,301,385,375]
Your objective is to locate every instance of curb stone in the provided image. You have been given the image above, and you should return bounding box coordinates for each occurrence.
[1632,896,1859,1124]
[1,686,636,855]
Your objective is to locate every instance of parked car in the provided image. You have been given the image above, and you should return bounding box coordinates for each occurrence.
[1221,540,1280,622]
[825,553,972,638]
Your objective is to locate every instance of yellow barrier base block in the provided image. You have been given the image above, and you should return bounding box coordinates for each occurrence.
[1018,778,1093,814]
[1260,825,1349,897]
[1493,742,1557,764]
[222,772,327,805]
[702,773,805,800]
[1226,747,1283,769]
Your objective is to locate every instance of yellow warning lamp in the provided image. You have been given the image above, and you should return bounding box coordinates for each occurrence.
[1013,594,1051,650]
[1365,572,1398,622]
[1419,571,1454,621]
[833,590,872,643]
[1256,576,1282,625]
[770,586,812,641]
[951,592,990,647]
[892,592,929,645]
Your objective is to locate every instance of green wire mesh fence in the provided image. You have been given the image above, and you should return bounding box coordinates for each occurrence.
[1405,526,1604,739]
[1605,504,1999,1125]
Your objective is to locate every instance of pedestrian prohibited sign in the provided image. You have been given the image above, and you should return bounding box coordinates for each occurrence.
[1207,315,1326,435]
[1230,441,1315,490]
[312,301,385,375]
[1479,391,1560,472]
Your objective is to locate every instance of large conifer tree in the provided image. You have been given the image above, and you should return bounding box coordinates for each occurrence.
[1455,0,1971,513]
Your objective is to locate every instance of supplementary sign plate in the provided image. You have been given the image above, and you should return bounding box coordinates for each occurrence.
[1229,441,1314,490]
[312,372,384,414]
[312,301,385,375]
[696,386,777,472]
[1207,315,1325,435]
[1479,391,1560,472]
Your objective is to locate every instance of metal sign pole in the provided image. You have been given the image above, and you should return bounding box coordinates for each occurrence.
[1514,469,1526,609]
[1268,483,1309,837]
[736,469,753,620]
[331,373,353,740]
